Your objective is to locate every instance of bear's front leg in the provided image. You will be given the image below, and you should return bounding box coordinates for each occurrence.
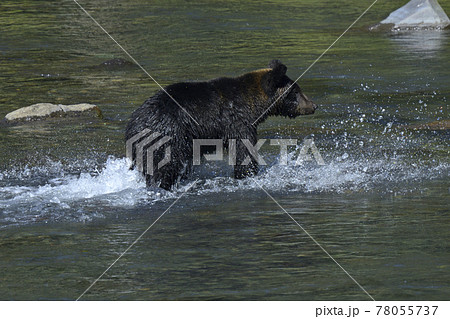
[233,138,259,179]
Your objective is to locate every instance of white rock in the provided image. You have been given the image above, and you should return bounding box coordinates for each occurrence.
[4,103,101,122]
[5,103,62,121]
[380,0,450,28]
[61,103,98,113]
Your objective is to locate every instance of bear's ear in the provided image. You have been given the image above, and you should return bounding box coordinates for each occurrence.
[269,59,287,81]
[262,59,287,93]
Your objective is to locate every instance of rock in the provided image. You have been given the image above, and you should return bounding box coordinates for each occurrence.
[379,0,450,29]
[60,103,100,113]
[4,103,102,122]
[5,103,62,121]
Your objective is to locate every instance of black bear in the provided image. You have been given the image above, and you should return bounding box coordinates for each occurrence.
[126,60,317,190]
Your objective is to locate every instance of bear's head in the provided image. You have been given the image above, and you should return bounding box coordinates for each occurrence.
[262,59,317,118]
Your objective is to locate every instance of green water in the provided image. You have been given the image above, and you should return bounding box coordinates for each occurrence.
[0,0,449,300]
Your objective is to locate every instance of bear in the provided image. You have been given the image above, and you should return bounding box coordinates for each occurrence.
[126,59,317,190]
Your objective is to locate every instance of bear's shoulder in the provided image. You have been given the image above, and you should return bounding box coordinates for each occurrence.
[165,81,215,102]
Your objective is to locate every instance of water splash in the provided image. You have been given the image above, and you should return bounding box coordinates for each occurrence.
[0,152,447,228]
[198,156,448,195]
[0,158,149,227]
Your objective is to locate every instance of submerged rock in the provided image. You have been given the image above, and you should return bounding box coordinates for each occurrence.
[403,119,450,130]
[389,29,446,56]
[378,0,450,29]
[96,58,136,70]
[4,103,102,122]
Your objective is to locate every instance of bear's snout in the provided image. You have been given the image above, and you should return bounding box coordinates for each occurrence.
[302,93,315,105]
[296,93,317,115]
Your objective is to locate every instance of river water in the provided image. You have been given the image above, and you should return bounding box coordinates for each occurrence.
[0,0,449,300]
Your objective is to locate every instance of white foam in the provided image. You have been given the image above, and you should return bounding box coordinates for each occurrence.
[0,153,447,227]
[1,158,145,202]
[198,155,448,194]
[0,158,154,226]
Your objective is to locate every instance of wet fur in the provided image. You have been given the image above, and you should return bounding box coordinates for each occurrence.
[126,60,316,190]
